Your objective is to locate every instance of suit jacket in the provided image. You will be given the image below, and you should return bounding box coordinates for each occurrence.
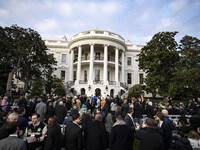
[0,121,9,140]
[160,120,172,150]
[121,103,129,117]
[145,105,155,119]
[55,105,67,124]
[35,101,47,121]
[0,136,27,150]
[124,114,136,132]
[64,122,82,150]
[110,123,134,150]
[136,127,164,150]
[85,120,107,150]
[45,124,62,150]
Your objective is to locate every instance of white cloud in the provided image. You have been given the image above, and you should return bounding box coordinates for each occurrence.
[169,0,188,12]
[158,18,173,30]
[36,19,60,33]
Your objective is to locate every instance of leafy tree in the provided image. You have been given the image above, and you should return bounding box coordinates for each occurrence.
[30,78,44,96]
[128,84,144,98]
[51,78,66,96]
[1,25,56,96]
[0,26,12,95]
[169,36,200,99]
[44,70,56,94]
[137,32,180,97]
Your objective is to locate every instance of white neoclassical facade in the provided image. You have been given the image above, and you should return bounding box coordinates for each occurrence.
[45,30,145,98]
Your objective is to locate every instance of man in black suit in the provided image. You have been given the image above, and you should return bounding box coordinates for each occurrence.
[55,101,67,124]
[136,118,164,150]
[85,114,107,150]
[124,109,136,150]
[121,99,129,118]
[0,122,26,150]
[110,115,134,150]
[156,111,172,150]
[64,113,82,150]
[45,117,62,150]
[124,109,136,132]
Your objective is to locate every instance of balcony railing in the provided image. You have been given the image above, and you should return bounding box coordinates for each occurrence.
[79,80,88,84]
[82,57,89,61]
[93,80,103,84]
[108,57,115,62]
[94,57,104,61]
[74,57,121,64]
[109,81,116,85]
[73,59,78,63]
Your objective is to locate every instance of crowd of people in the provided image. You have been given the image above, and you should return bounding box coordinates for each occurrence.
[0,93,200,150]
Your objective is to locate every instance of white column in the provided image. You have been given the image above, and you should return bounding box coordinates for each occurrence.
[70,49,74,81]
[121,51,125,82]
[76,46,82,83]
[115,47,119,82]
[88,44,94,84]
[104,45,108,85]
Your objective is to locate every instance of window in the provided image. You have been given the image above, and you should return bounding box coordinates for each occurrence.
[127,57,132,66]
[95,70,100,81]
[84,70,87,82]
[127,73,132,84]
[139,73,144,84]
[108,55,110,61]
[85,53,88,60]
[61,70,65,81]
[74,55,78,62]
[61,54,67,63]
[73,71,76,81]
[95,53,100,60]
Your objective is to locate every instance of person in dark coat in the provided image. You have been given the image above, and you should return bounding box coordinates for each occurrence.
[81,109,92,132]
[156,111,172,150]
[173,131,192,150]
[64,113,82,150]
[110,115,134,150]
[190,110,200,131]
[85,114,107,150]
[17,107,28,136]
[55,101,67,124]
[124,109,136,150]
[136,118,164,150]
[46,102,55,121]
[121,99,129,118]
[124,109,136,132]
[145,101,155,119]
[133,100,144,126]
[44,117,62,150]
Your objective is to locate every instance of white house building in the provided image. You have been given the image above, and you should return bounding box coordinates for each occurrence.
[45,30,145,98]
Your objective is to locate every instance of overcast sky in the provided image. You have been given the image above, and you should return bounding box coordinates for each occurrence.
[0,0,199,45]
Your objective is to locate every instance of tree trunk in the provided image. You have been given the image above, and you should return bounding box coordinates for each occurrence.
[23,80,29,92]
[6,60,21,96]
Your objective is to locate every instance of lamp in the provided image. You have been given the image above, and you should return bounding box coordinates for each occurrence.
[88,85,91,91]
[105,86,108,91]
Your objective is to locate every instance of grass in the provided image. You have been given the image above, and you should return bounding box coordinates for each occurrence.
[133,139,140,150]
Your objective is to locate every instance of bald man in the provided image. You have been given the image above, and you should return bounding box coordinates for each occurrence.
[55,101,67,124]
[85,114,107,150]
